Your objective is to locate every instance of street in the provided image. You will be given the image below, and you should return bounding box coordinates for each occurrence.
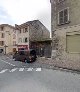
[0,55,80,92]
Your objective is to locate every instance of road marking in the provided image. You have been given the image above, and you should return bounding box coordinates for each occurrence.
[27,68,33,71]
[0,68,42,74]
[1,59,16,66]
[36,68,41,71]
[9,68,17,72]
[19,68,24,71]
[0,69,8,74]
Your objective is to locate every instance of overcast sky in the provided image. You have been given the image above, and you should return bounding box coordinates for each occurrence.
[0,0,51,31]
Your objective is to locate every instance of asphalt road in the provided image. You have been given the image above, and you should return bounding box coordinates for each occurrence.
[0,55,80,92]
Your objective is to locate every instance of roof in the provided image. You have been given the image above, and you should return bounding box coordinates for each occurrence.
[0,24,15,29]
[15,20,49,32]
[15,20,39,29]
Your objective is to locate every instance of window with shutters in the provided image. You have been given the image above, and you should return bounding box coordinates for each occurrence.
[58,8,69,25]
[1,33,4,38]
[1,27,4,31]
[0,41,4,46]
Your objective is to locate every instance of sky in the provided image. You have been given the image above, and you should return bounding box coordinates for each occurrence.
[0,0,51,31]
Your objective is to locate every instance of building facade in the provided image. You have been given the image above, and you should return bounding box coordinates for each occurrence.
[51,0,80,70]
[0,24,17,54]
[15,20,50,51]
[0,20,50,54]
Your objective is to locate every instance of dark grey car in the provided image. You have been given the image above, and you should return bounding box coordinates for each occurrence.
[13,49,37,63]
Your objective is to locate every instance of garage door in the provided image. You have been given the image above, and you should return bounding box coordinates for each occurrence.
[66,34,80,53]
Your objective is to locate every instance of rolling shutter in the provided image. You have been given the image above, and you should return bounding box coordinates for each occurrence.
[66,34,80,53]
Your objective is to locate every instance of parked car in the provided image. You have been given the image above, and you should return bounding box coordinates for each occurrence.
[13,49,37,63]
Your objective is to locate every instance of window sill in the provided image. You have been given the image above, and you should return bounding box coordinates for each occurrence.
[57,21,70,26]
[58,0,65,4]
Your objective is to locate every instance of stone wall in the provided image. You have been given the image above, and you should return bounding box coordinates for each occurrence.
[51,0,80,29]
[52,25,80,70]
[29,20,50,41]
[51,0,80,70]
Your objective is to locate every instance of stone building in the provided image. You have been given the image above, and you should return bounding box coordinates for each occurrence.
[15,20,50,52]
[51,0,80,70]
[0,24,17,54]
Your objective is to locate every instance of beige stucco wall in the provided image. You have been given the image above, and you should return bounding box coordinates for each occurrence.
[0,25,17,54]
[16,26,30,50]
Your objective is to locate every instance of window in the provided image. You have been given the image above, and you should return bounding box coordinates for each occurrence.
[13,41,16,46]
[1,27,4,31]
[23,28,25,33]
[1,33,4,38]
[58,8,69,25]
[13,30,16,33]
[18,38,22,43]
[23,28,28,33]
[0,41,4,46]
[23,38,27,43]
[25,28,28,32]
[19,29,21,33]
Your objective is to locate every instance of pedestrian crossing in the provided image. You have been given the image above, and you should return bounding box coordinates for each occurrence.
[0,68,41,74]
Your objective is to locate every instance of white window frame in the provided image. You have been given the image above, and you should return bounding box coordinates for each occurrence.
[58,7,69,25]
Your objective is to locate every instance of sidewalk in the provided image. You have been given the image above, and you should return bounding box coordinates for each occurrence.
[37,57,80,74]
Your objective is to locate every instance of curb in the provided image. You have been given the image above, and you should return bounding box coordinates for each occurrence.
[53,66,80,74]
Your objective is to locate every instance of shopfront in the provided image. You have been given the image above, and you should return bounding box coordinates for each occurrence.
[18,45,28,51]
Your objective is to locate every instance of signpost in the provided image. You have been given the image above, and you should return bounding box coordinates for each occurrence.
[4,45,8,54]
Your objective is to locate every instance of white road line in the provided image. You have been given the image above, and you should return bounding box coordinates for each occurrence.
[9,68,17,72]
[0,68,42,74]
[36,68,41,71]
[1,60,16,66]
[0,69,8,74]
[19,68,24,71]
[27,68,33,71]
